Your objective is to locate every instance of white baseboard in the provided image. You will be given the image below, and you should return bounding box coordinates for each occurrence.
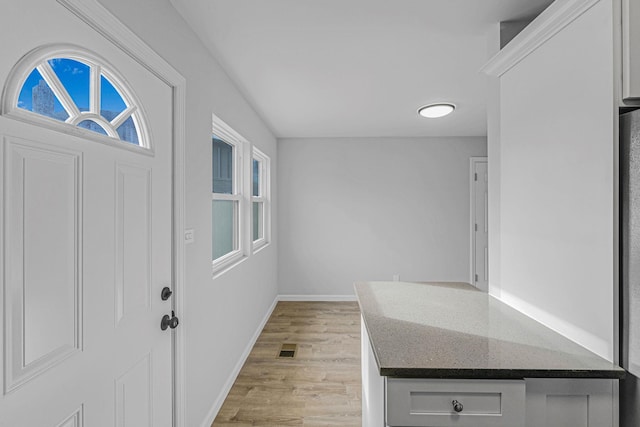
[199,295,279,427]
[278,294,357,302]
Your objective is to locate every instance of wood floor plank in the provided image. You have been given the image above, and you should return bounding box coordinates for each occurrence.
[212,301,362,427]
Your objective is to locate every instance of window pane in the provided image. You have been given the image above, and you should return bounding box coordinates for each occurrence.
[252,159,260,197]
[253,202,263,241]
[48,58,90,112]
[78,119,108,135]
[213,200,236,260]
[117,115,140,145]
[18,68,69,121]
[213,137,233,194]
[100,74,127,118]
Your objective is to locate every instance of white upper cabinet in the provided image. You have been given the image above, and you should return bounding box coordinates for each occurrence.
[622,0,640,101]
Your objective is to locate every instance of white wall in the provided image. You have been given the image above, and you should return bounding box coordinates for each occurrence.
[486,23,502,298]
[496,0,614,360]
[278,137,487,296]
[96,1,278,425]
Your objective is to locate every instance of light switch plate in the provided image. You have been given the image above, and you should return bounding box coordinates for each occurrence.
[184,229,195,244]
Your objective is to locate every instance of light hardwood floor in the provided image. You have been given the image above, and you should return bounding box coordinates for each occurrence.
[212,301,362,427]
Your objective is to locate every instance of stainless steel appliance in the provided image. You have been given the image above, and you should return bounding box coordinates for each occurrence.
[620,109,640,426]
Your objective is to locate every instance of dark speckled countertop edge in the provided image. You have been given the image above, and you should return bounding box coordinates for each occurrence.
[379,367,626,379]
[356,281,626,380]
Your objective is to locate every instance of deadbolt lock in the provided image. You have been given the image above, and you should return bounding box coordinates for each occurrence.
[161,287,173,301]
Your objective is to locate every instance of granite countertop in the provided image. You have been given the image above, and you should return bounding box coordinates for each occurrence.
[355,281,625,379]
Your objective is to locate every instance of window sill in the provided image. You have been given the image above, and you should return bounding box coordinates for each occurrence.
[252,239,270,254]
[212,252,246,279]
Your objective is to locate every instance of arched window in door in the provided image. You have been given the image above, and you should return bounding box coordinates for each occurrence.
[2,45,150,149]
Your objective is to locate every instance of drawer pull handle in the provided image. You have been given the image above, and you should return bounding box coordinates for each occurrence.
[452,400,463,413]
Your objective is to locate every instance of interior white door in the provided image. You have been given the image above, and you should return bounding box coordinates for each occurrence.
[0,1,174,426]
[472,159,488,291]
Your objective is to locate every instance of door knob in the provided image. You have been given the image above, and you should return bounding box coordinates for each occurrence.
[452,400,463,413]
[161,287,173,301]
[161,311,179,330]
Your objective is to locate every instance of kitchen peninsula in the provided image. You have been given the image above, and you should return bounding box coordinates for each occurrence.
[355,281,624,426]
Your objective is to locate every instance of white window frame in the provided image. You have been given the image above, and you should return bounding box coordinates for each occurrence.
[211,114,249,274]
[251,147,270,251]
[1,45,152,154]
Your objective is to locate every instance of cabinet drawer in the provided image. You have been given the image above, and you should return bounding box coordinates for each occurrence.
[386,378,525,427]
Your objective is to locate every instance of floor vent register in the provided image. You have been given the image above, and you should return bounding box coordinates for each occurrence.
[278,343,298,358]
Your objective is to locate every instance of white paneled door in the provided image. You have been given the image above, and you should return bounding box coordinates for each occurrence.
[471,158,488,291]
[0,1,174,426]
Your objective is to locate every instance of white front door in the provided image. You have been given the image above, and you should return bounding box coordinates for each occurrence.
[471,158,488,291]
[0,1,174,426]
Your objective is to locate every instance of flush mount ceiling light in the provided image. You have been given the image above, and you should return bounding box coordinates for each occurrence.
[418,103,456,118]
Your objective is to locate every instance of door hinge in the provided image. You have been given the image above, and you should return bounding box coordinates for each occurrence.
[474,173,478,181]
[475,274,479,282]
[475,223,478,231]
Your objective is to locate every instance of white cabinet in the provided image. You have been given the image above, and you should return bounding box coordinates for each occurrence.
[362,320,385,427]
[362,328,618,427]
[622,0,640,101]
[525,378,616,427]
[386,378,525,427]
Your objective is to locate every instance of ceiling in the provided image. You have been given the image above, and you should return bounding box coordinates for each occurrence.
[170,0,552,138]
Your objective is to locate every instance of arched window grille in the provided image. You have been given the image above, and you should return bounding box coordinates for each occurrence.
[2,46,150,149]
